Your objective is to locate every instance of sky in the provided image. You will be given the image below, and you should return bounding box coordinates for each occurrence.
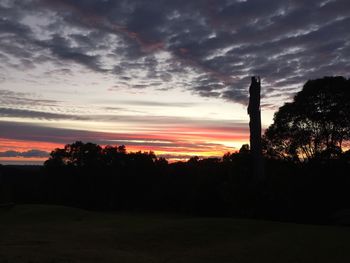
[0,0,350,164]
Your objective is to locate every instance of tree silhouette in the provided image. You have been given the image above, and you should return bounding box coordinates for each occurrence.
[101,145,126,166]
[264,77,350,162]
[45,141,103,167]
[248,76,264,181]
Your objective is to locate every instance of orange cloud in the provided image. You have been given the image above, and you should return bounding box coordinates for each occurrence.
[0,119,250,164]
[0,138,63,152]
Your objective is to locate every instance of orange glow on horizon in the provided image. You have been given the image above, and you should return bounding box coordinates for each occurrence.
[0,138,64,152]
[0,123,249,164]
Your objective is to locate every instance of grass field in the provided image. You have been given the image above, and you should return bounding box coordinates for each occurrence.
[1,205,350,263]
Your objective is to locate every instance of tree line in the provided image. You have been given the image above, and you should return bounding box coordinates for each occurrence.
[1,76,350,224]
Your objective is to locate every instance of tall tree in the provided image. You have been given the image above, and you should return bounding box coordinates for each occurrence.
[264,76,350,162]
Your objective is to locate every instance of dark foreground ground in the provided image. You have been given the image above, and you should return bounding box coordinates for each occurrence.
[0,205,350,263]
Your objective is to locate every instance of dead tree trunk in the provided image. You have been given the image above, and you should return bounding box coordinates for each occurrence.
[248,76,264,182]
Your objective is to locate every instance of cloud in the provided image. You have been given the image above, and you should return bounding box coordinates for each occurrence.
[0,149,49,158]
[114,100,197,107]
[0,107,88,121]
[0,103,248,131]
[1,0,349,105]
[38,34,106,72]
[0,89,60,107]
[0,120,245,156]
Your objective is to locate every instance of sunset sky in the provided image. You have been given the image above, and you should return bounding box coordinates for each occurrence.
[1,0,349,164]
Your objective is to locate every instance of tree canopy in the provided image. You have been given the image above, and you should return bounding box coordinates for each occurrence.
[263,76,350,162]
[44,141,155,168]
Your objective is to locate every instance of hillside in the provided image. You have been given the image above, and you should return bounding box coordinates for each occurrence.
[1,205,350,263]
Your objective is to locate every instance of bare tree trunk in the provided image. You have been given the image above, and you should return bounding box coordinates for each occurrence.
[248,76,264,182]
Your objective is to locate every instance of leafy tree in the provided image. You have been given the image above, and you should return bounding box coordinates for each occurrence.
[44,142,156,169]
[44,148,68,167]
[264,77,350,162]
[101,145,126,166]
[45,141,102,167]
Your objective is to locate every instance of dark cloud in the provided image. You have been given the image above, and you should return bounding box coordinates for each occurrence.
[38,34,106,72]
[1,0,349,104]
[0,120,118,144]
[0,90,60,107]
[0,107,88,121]
[0,149,49,158]
[115,100,197,107]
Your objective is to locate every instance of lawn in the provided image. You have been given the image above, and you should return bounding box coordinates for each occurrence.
[0,205,349,263]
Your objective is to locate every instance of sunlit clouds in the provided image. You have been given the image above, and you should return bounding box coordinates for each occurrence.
[1,0,349,163]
